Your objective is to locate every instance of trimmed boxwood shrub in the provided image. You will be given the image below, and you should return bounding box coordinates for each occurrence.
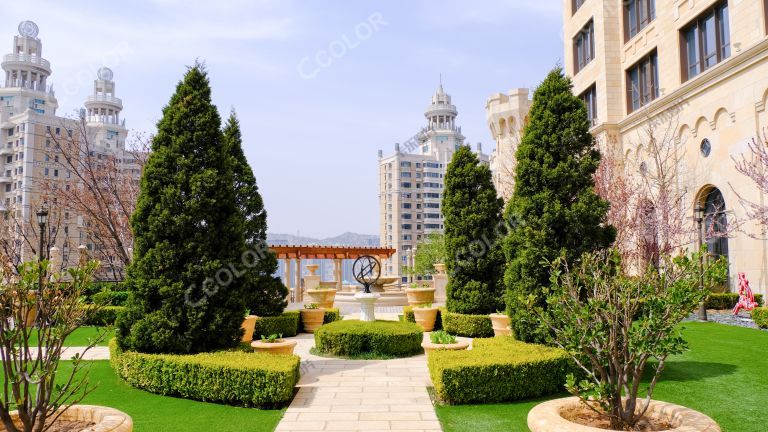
[109,339,300,407]
[314,320,423,358]
[254,311,300,339]
[441,309,493,338]
[403,306,443,330]
[81,306,126,326]
[752,307,768,329]
[428,337,572,404]
[705,293,764,310]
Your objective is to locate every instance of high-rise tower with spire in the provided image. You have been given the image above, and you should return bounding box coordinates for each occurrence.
[378,82,487,284]
[0,21,138,274]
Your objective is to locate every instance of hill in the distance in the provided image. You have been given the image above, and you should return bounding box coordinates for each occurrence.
[267,232,379,247]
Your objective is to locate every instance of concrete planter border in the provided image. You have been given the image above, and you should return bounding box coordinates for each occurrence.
[527,397,721,432]
[250,339,298,355]
[7,405,133,432]
[421,339,470,354]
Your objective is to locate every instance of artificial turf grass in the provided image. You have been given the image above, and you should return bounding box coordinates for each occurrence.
[58,360,284,432]
[26,326,114,348]
[435,322,768,432]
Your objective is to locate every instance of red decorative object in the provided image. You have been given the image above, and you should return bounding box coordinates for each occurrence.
[732,272,757,315]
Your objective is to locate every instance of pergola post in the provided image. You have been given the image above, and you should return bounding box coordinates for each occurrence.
[294,258,302,302]
[334,258,342,291]
[284,258,292,302]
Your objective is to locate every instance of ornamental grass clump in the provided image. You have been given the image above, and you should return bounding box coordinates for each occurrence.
[538,249,725,430]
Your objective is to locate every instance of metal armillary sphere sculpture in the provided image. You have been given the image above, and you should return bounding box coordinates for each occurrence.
[352,255,381,294]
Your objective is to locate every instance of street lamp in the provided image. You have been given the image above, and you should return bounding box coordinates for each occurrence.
[36,207,49,262]
[694,203,707,322]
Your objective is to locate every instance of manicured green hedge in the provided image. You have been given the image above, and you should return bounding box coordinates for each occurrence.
[441,309,493,337]
[428,337,572,404]
[81,306,126,326]
[314,320,423,358]
[705,293,764,310]
[752,307,768,329]
[403,306,443,330]
[109,339,300,407]
[254,311,300,339]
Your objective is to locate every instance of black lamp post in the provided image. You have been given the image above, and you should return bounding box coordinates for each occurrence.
[694,203,707,322]
[36,207,48,262]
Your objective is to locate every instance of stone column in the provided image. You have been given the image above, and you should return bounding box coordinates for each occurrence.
[294,258,302,302]
[283,259,292,303]
[334,259,342,291]
[433,263,447,304]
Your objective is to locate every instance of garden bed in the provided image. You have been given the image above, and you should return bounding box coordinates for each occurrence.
[313,320,423,358]
[109,340,300,407]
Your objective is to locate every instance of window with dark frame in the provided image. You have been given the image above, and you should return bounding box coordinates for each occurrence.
[624,0,656,42]
[626,50,659,113]
[572,0,586,14]
[580,84,598,126]
[574,20,595,74]
[681,1,730,81]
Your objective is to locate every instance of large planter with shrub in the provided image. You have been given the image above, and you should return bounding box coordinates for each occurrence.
[251,338,297,355]
[5,405,133,432]
[489,313,512,336]
[300,306,326,333]
[413,305,439,331]
[306,289,336,309]
[314,320,423,358]
[527,397,720,432]
[405,287,435,306]
[241,315,258,342]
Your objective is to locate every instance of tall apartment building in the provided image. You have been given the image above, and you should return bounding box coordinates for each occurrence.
[564,0,768,293]
[0,21,137,274]
[487,88,532,201]
[378,84,488,283]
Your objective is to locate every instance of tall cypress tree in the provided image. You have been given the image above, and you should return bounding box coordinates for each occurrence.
[443,145,505,314]
[503,68,615,342]
[117,64,250,354]
[223,112,287,317]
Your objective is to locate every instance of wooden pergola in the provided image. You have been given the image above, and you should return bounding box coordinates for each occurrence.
[269,245,396,301]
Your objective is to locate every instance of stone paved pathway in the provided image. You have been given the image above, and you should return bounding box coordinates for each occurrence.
[276,334,442,432]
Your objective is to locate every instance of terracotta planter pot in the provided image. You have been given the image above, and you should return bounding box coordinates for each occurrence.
[527,397,721,432]
[300,308,326,333]
[433,263,446,274]
[405,288,435,306]
[413,307,439,331]
[307,289,336,309]
[241,315,258,342]
[489,313,512,337]
[250,338,298,355]
[7,405,133,431]
[421,339,470,354]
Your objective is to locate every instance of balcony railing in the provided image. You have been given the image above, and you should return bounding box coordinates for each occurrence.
[3,53,51,70]
[86,94,123,106]
[3,78,54,95]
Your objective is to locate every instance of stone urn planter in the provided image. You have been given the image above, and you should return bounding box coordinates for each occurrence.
[6,405,133,431]
[434,263,446,274]
[300,307,326,333]
[306,289,336,309]
[489,313,512,336]
[421,339,469,354]
[241,315,258,342]
[527,397,721,432]
[251,338,298,355]
[413,306,439,331]
[405,287,435,306]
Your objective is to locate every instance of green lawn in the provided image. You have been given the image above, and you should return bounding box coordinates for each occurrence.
[60,361,284,432]
[26,327,114,347]
[436,322,768,432]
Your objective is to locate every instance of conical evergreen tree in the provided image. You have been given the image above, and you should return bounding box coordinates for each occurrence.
[503,68,615,342]
[443,145,505,314]
[117,64,250,354]
[223,112,287,316]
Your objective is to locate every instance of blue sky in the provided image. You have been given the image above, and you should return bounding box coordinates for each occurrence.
[3,0,563,238]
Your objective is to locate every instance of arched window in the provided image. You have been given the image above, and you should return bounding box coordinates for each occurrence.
[703,188,729,263]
